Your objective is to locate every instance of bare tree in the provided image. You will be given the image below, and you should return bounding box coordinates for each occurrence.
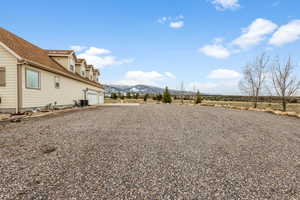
[180,81,185,104]
[239,53,269,108]
[271,56,300,111]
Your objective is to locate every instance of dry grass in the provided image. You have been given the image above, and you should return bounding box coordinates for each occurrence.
[202,100,300,113]
[0,114,11,120]
[104,98,300,114]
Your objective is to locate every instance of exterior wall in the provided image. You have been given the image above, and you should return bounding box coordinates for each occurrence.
[75,64,81,74]
[0,45,18,112]
[69,56,75,73]
[22,64,104,109]
[81,65,86,77]
[51,56,69,70]
[75,62,86,77]
[87,69,94,80]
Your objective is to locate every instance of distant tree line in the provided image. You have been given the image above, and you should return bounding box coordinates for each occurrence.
[108,57,299,111]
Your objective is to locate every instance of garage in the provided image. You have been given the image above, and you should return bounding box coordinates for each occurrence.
[99,92,104,104]
[87,92,98,105]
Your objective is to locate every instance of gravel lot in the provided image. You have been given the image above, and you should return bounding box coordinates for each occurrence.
[0,104,300,199]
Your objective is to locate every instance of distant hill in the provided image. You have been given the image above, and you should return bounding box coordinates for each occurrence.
[104,84,197,95]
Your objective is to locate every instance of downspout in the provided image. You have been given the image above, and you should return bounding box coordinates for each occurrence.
[83,88,88,100]
[16,63,23,113]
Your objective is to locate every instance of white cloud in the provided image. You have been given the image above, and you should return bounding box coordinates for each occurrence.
[189,82,218,90]
[158,15,185,29]
[85,47,111,55]
[199,44,231,59]
[165,72,176,79]
[170,21,184,29]
[232,18,278,49]
[211,0,240,10]
[115,71,164,86]
[188,68,241,94]
[114,70,176,86]
[208,69,241,79]
[158,17,168,24]
[177,15,184,19]
[269,20,300,46]
[76,46,134,68]
[188,80,240,94]
[213,37,225,44]
[70,45,87,52]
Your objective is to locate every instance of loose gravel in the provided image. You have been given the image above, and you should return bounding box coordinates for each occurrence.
[0,104,300,199]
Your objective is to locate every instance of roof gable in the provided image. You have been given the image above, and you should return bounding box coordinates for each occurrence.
[0,27,102,88]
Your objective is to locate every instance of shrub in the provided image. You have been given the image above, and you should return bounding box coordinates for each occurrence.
[134,93,140,99]
[111,93,118,100]
[144,94,149,102]
[156,94,163,101]
[162,87,172,103]
[126,92,132,99]
[195,91,202,104]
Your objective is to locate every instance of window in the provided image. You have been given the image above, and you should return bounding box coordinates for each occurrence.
[0,67,5,86]
[81,71,85,76]
[70,65,74,72]
[69,58,75,72]
[26,69,40,89]
[54,76,60,89]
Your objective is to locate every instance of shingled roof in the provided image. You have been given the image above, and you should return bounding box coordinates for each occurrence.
[76,58,86,64]
[46,50,74,55]
[0,27,102,88]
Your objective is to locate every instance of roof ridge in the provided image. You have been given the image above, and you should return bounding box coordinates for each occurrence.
[0,27,46,52]
[0,27,102,89]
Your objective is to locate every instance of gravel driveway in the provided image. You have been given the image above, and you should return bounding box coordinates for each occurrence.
[0,104,300,199]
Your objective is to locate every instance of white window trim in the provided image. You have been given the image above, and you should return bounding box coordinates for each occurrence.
[54,76,60,89]
[25,68,41,90]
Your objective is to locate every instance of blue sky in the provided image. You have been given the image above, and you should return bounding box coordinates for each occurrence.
[1,0,300,94]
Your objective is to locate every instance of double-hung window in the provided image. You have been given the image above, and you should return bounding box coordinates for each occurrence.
[70,65,74,72]
[0,67,5,86]
[54,76,60,89]
[26,68,40,89]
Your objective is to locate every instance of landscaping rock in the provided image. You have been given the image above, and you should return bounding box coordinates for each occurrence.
[40,144,56,154]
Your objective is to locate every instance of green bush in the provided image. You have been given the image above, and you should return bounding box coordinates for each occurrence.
[111,93,118,99]
[195,91,202,104]
[156,94,163,101]
[162,87,172,103]
[126,92,132,99]
[134,93,140,99]
[144,94,149,102]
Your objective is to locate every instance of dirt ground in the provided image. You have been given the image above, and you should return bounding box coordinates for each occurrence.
[0,104,300,199]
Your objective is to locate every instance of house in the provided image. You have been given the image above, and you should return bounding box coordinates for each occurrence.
[0,27,104,113]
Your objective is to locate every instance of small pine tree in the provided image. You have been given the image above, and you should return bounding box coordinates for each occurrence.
[144,94,149,102]
[111,93,118,100]
[156,94,163,101]
[120,94,125,100]
[195,91,202,104]
[117,92,122,99]
[134,93,140,99]
[162,87,172,103]
[126,92,132,99]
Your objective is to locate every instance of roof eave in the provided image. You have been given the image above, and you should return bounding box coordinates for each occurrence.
[20,59,103,89]
[0,41,22,60]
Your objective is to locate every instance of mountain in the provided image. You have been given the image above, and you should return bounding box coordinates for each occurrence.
[104,84,196,96]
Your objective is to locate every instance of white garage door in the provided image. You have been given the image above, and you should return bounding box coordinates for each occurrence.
[99,92,104,104]
[87,93,98,105]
